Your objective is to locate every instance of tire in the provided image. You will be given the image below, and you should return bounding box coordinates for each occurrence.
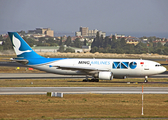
[144,80,148,83]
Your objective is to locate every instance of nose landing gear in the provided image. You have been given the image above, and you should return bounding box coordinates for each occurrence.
[144,76,148,83]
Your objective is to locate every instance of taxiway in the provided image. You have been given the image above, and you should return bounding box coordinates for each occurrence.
[0,87,168,95]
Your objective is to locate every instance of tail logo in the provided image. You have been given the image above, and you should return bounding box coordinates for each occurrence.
[12,35,32,55]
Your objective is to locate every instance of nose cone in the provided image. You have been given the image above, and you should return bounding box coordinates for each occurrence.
[158,66,167,74]
[162,66,167,73]
[152,65,167,75]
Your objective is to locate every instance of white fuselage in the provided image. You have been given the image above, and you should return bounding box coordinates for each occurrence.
[28,58,166,77]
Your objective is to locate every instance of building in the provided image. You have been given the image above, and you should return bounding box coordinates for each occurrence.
[115,34,125,39]
[78,27,106,38]
[82,45,91,52]
[125,37,140,46]
[126,39,139,46]
[88,29,98,37]
[97,31,106,38]
[75,31,81,37]
[28,28,54,37]
[80,27,88,37]
[153,40,168,45]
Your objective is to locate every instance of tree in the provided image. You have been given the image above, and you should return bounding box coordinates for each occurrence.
[58,45,64,52]
[91,38,97,48]
[120,38,126,47]
[64,48,75,53]
[111,35,117,48]
[90,46,98,53]
[17,30,25,35]
[84,39,87,46]
[157,42,163,48]
[112,35,116,41]
[135,42,148,54]
[2,37,13,50]
[164,42,168,47]
[156,48,164,54]
[0,35,3,41]
[123,44,135,54]
[23,37,37,47]
[38,37,46,45]
[163,47,168,55]
[74,38,82,48]
[95,32,100,47]
[64,36,71,46]
[59,37,63,46]
[113,41,121,49]
[99,35,104,47]
[103,36,110,48]
[91,32,103,48]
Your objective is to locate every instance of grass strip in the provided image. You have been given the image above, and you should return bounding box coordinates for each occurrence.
[0,78,168,87]
[0,94,168,119]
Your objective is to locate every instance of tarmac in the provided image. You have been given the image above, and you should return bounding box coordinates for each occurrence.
[0,87,168,95]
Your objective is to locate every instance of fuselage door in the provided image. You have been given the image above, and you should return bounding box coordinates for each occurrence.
[144,62,149,70]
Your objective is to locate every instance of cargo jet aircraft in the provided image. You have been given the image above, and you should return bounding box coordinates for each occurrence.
[8,32,166,82]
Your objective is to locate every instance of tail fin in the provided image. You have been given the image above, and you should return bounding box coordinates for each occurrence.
[8,32,43,58]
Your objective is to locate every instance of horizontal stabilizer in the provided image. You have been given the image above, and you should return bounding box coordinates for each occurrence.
[10,58,29,65]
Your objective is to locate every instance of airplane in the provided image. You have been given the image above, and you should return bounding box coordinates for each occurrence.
[8,32,166,83]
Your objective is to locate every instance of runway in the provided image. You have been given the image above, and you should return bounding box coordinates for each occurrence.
[0,87,168,95]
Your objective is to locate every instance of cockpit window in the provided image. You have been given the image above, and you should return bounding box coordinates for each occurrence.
[155,64,162,67]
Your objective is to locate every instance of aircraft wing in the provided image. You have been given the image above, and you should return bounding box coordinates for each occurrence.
[49,65,110,72]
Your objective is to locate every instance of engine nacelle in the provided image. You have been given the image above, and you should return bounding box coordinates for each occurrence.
[98,72,113,80]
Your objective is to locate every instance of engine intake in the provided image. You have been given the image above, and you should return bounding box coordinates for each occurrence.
[98,72,113,80]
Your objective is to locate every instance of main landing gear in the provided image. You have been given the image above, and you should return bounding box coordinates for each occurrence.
[144,76,148,83]
[82,78,99,82]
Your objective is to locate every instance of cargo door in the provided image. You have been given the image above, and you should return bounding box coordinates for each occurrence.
[144,62,149,70]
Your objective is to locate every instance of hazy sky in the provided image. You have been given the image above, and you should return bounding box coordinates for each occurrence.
[0,0,168,36]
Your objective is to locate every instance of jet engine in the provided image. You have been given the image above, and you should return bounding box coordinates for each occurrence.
[98,72,113,80]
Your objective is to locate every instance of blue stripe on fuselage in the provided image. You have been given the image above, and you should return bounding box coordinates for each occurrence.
[26,58,67,65]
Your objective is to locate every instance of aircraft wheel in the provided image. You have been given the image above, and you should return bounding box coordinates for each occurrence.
[144,79,148,83]
[93,79,99,82]
[144,76,148,83]
[83,79,90,82]
[83,79,87,82]
[90,79,99,82]
[95,79,99,82]
[90,79,94,82]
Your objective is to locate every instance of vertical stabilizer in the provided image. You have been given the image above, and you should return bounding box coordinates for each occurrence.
[8,32,43,58]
